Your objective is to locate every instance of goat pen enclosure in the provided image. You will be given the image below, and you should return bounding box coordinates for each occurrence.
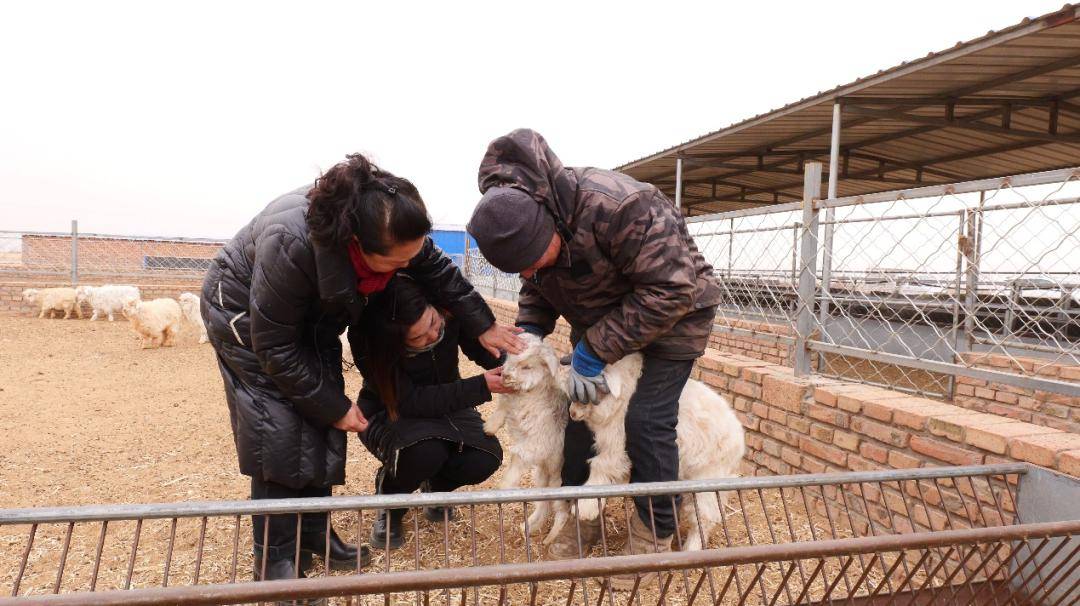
[1,463,1077,605]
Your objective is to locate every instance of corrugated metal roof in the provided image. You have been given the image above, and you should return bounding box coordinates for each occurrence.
[616,5,1080,215]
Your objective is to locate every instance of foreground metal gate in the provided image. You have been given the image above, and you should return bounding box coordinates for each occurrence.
[1,464,1077,605]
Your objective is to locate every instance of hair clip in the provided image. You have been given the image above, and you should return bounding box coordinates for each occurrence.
[387,186,397,195]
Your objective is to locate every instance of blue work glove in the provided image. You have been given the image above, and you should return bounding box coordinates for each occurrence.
[517,323,546,338]
[566,340,609,404]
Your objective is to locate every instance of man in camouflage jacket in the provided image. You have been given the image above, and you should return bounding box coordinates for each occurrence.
[467,129,721,573]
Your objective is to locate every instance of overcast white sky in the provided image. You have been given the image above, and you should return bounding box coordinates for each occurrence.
[0,1,1067,239]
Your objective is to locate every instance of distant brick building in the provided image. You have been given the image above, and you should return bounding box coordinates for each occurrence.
[19,234,224,277]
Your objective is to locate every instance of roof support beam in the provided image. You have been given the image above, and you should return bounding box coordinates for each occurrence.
[737,138,1064,197]
[840,96,1063,108]
[843,104,1080,144]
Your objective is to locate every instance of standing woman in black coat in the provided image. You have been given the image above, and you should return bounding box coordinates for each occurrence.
[200,154,523,584]
[350,276,514,549]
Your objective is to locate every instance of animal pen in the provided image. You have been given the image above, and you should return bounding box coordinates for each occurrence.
[3,5,1080,606]
[0,463,1078,605]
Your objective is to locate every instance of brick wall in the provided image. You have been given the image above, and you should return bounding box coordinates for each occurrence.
[954,352,1080,434]
[708,318,793,365]
[19,234,220,273]
[1,278,204,316]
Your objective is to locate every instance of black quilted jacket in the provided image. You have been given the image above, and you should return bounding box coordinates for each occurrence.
[201,185,494,489]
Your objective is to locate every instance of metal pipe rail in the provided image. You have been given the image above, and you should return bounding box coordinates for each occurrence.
[2,520,1077,605]
[0,464,1031,524]
[3,464,1074,605]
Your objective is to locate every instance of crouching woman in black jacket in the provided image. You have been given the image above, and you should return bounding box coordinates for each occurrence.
[350,276,513,549]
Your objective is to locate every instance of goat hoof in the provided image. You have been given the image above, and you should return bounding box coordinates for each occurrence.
[577,503,600,521]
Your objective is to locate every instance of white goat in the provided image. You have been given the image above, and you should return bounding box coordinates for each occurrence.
[76,284,140,321]
[568,354,746,551]
[123,298,182,348]
[483,334,571,541]
[23,287,80,319]
[339,328,357,372]
[178,292,208,344]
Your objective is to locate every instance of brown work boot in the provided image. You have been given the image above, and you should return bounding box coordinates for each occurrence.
[544,516,601,560]
[608,511,673,591]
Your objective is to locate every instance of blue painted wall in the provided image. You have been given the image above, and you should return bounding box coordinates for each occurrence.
[431,228,468,267]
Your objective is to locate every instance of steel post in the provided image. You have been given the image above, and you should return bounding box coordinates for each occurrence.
[818,103,841,328]
[947,211,968,400]
[961,193,984,357]
[795,163,823,376]
[70,220,78,285]
[675,157,684,210]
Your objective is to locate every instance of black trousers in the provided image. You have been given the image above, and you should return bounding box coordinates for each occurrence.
[562,355,695,538]
[380,439,500,496]
[250,477,331,561]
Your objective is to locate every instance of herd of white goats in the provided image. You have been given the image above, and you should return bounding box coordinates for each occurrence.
[20,285,208,348]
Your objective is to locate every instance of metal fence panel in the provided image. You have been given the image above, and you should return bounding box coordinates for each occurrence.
[688,166,1080,399]
[3,464,1076,605]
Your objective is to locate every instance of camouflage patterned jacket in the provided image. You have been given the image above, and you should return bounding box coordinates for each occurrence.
[478,129,721,363]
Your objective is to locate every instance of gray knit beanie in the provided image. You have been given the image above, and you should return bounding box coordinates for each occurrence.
[467,187,556,273]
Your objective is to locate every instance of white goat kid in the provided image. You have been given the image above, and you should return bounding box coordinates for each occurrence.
[76,284,140,321]
[178,292,208,343]
[483,334,570,541]
[123,298,183,349]
[569,354,746,551]
[23,287,80,319]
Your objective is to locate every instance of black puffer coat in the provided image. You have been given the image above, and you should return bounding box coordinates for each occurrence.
[201,185,495,489]
[352,315,503,475]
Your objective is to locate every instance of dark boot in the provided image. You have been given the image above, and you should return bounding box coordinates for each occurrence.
[252,550,325,606]
[300,526,371,571]
[370,508,406,550]
[420,480,456,523]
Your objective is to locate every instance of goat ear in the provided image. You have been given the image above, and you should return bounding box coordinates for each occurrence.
[543,349,560,378]
[604,367,624,401]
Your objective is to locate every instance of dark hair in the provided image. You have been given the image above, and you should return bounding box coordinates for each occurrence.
[306,153,432,253]
[361,276,431,420]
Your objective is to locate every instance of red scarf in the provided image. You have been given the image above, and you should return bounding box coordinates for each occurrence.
[347,240,395,295]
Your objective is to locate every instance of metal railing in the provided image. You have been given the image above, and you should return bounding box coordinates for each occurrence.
[2,464,1076,605]
[687,165,1080,399]
[0,224,227,283]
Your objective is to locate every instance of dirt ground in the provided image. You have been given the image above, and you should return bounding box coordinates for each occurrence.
[0,314,404,509]
[0,315,907,604]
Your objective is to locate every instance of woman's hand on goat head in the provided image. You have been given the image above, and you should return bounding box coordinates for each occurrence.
[332,401,369,433]
[478,324,526,358]
[484,366,517,394]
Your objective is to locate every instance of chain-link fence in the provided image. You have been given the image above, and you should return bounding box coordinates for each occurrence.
[0,225,227,283]
[462,245,520,302]
[689,165,1080,399]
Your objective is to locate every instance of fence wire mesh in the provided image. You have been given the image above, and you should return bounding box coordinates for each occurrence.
[687,166,1080,399]
[2,464,1075,606]
[0,229,227,283]
[463,247,520,302]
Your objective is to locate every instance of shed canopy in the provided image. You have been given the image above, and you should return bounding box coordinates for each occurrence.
[617,5,1080,215]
